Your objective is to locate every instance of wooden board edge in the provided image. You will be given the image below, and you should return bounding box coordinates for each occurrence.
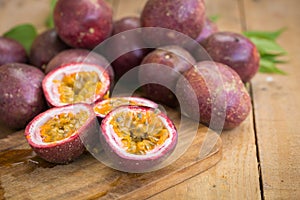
[117,138,222,200]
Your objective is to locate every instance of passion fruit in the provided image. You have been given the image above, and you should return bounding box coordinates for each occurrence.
[176,61,251,130]
[202,31,260,82]
[93,96,158,118]
[53,0,113,49]
[100,106,177,172]
[0,37,27,65]
[42,63,110,107]
[107,16,151,82]
[25,103,98,164]
[45,49,114,86]
[0,63,46,130]
[195,18,218,44]
[29,29,69,69]
[139,45,195,107]
[141,0,206,45]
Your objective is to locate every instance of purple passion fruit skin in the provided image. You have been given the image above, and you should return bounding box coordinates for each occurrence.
[45,49,114,86]
[0,63,46,130]
[93,96,158,119]
[190,18,218,62]
[100,106,177,172]
[176,61,251,130]
[195,18,219,44]
[29,29,69,69]
[25,104,98,164]
[108,16,151,81]
[139,45,196,107]
[0,37,27,65]
[202,31,260,83]
[42,63,110,107]
[141,0,206,40]
[113,16,140,34]
[54,0,113,49]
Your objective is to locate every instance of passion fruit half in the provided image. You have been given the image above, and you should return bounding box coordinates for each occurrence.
[25,104,98,164]
[100,106,177,172]
[42,63,110,107]
[93,97,158,119]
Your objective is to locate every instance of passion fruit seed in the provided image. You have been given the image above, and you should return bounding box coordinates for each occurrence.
[40,110,89,143]
[54,71,102,103]
[110,110,169,155]
[94,98,138,116]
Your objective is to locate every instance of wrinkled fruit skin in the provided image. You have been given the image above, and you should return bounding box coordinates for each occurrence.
[176,61,251,130]
[0,37,27,65]
[202,31,260,83]
[139,45,195,107]
[25,104,98,164]
[54,0,113,49]
[46,49,114,85]
[29,29,69,69]
[141,0,206,40]
[0,63,46,130]
[107,16,151,82]
[100,106,177,172]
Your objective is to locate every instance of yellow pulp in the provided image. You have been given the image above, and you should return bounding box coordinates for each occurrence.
[94,98,138,116]
[110,110,169,155]
[54,71,102,103]
[40,110,89,143]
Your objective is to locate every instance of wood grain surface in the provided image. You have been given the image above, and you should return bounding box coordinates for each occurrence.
[244,0,300,199]
[0,0,299,199]
[0,108,222,200]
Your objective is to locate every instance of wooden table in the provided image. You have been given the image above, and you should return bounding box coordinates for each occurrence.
[0,0,299,199]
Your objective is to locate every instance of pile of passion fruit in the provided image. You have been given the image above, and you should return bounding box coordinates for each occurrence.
[0,0,258,168]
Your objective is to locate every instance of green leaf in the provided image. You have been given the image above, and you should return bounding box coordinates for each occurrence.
[249,37,286,55]
[3,24,37,54]
[259,58,287,75]
[243,28,286,41]
[45,0,58,28]
[209,15,220,23]
[262,54,288,64]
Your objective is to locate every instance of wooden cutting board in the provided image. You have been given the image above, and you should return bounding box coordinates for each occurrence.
[0,108,222,200]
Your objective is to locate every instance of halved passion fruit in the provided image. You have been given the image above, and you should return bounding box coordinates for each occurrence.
[42,63,110,107]
[93,96,158,119]
[100,106,177,172]
[25,104,98,164]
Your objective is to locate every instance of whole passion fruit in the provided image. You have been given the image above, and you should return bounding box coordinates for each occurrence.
[139,45,195,107]
[202,31,260,82]
[100,106,177,172]
[195,18,219,44]
[45,49,114,85]
[107,16,151,82]
[54,0,113,49]
[141,0,206,41]
[29,29,69,69]
[176,61,251,130]
[42,63,110,107]
[0,63,46,130]
[25,103,98,164]
[0,37,27,65]
[93,96,158,119]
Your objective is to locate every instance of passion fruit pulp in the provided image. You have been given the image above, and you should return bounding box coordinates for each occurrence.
[25,104,98,164]
[100,106,177,172]
[43,63,110,107]
[93,97,158,118]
